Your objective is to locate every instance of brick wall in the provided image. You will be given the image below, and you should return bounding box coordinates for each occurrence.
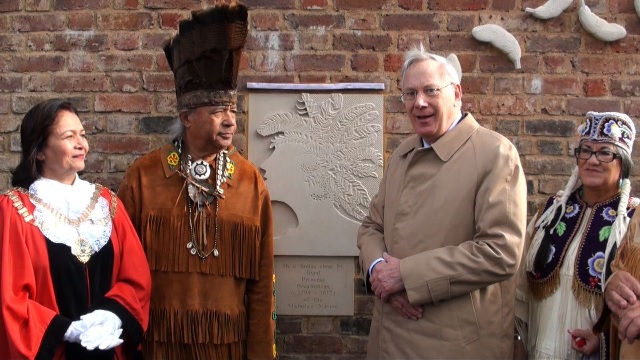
[1,0,639,358]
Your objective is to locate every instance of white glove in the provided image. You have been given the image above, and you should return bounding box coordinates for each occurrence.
[79,310,123,351]
[63,320,88,344]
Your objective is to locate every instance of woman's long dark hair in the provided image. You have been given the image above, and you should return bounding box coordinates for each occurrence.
[11,99,78,189]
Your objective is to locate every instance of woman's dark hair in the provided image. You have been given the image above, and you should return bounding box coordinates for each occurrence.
[11,99,78,189]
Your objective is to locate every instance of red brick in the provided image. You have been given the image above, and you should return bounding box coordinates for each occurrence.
[252,13,281,31]
[525,157,575,175]
[398,0,422,10]
[97,54,154,71]
[12,55,64,73]
[542,55,572,74]
[110,73,141,92]
[301,0,328,9]
[576,56,624,75]
[156,54,171,72]
[90,134,150,154]
[0,35,22,52]
[584,78,608,97]
[143,73,174,91]
[26,34,53,51]
[141,33,171,50]
[524,119,575,136]
[246,32,295,51]
[382,13,442,31]
[346,13,377,30]
[144,0,200,9]
[68,12,95,30]
[54,75,110,92]
[532,77,581,96]
[298,74,329,83]
[290,54,345,72]
[159,12,188,30]
[113,0,140,9]
[429,0,489,10]
[13,14,65,32]
[285,14,344,29]
[156,93,177,113]
[54,0,109,9]
[98,12,154,30]
[527,35,581,53]
[0,0,20,11]
[447,14,475,32]
[335,0,389,10]
[53,33,109,52]
[83,153,105,173]
[386,113,413,134]
[383,53,402,73]
[567,98,621,115]
[0,114,19,131]
[612,36,640,54]
[611,79,640,97]
[252,52,283,72]
[0,15,9,31]
[478,96,536,115]
[334,33,392,51]
[493,0,516,10]
[26,0,50,11]
[112,32,140,50]
[463,75,491,94]
[25,74,51,92]
[431,33,483,52]
[95,94,153,113]
[0,76,21,93]
[297,32,330,51]
[351,53,378,72]
[68,52,96,72]
[241,0,296,9]
[494,77,523,95]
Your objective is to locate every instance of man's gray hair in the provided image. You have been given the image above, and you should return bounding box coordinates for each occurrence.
[400,44,461,89]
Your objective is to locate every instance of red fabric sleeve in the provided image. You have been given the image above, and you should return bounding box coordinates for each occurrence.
[0,192,64,359]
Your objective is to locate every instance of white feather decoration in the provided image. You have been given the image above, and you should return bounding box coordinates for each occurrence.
[525,0,574,19]
[577,0,627,42]
[472,24,522,69]
[446,53,462,83]
[634,0,640,20]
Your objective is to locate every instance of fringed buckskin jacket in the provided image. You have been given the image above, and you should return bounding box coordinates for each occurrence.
[117,143,275,360]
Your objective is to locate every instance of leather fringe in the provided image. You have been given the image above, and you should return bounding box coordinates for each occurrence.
[528,271,560,301]
[614,238,640,278]
[144,337,244,360]
[142,213,261,279]
[148,307,246,344]
[571,277,603,314]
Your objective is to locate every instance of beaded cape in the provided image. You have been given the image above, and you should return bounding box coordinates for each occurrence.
[528,189,637,310]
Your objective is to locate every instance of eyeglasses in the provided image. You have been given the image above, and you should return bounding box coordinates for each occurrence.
[574,147,620,163]
[400,83,454,103]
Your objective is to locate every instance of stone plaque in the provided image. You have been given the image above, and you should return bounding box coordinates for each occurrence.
[275,256,354,316]
[247,87,384,256]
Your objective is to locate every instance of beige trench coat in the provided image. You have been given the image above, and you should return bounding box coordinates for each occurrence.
[358,114,527,359]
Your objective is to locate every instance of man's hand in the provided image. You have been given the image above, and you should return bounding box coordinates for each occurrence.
[606,271,640,316]
[370,252,404,301]
[618,302,640,344]
[388,291,423,320]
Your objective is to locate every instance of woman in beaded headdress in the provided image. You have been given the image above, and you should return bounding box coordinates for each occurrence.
[515,111,637,359]
[0,99,151,359]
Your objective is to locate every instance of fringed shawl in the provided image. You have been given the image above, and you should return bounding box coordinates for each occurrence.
[528,190,636,311]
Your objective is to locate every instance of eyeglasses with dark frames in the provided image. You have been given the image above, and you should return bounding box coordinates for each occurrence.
[400,83,454,103]
[574,147,620,163]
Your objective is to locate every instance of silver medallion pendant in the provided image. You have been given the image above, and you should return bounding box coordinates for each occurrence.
[190,159,211,180]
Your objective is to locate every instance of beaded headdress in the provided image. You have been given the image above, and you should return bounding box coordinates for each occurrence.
[577,111,635,155]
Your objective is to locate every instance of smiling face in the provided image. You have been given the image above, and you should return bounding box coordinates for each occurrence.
[577,140,622,195]
[37,110,88,185]
[402,59,462,144]
[182,104,237,156]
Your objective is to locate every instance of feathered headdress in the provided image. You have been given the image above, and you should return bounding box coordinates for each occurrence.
[164,3,248,111]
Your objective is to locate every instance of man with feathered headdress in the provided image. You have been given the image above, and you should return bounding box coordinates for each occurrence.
[117,3,276,359]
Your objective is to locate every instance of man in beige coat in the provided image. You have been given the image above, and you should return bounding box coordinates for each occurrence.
[357,45,527,358]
